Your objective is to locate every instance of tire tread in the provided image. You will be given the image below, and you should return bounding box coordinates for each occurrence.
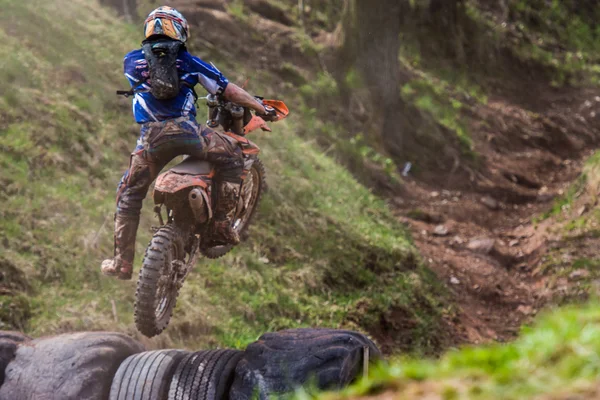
[109,350,188,400]
[168,349,243,400]
[135,224,184,337]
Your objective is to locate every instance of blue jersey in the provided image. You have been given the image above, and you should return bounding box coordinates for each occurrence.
[123,48,229,124]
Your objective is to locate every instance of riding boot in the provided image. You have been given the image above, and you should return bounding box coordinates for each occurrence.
[101,213,140,280]
[211,181,241,245]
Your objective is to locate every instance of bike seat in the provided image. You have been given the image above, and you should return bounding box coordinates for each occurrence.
[169,157,214,175]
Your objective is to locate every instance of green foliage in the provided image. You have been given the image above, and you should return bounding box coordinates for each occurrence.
[319,301,600,399]
[535,150,600,226]
[299,73,339,101]
[344,68,363,90]
[401,78,474,156]
[571,258,600,272]
[0,294,31,331]
[294,97,403,189]
[348,134,399,180]
[513,0,600,53]
[226,0,247,21]
[537,175,587,221]
[507,0,600,86]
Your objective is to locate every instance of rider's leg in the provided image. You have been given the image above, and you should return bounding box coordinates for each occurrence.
[102,152,162,279]
[101,122,176,279]
[199,126,244,245]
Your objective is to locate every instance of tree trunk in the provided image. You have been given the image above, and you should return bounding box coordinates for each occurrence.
[334,0,481,161]
[99,0,137,20]
[298,0,304,27]
[336,0,411,157]
[122,0,132,21]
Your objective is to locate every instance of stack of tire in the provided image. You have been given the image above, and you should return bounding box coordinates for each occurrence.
[0,328,381,400]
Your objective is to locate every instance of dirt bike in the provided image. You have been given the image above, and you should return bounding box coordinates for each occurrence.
[134,95,289,338]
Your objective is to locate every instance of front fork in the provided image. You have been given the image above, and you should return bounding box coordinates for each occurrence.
[154,205,165,226]
[176,234,200,288]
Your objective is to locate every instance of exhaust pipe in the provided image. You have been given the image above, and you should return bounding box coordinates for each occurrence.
[189,188,210,223]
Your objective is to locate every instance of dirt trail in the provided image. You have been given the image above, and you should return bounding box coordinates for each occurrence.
[173,0,600,348]
[393,89,600,344]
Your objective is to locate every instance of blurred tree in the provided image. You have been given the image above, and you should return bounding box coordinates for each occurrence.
[335,0,408,157]
[99,0,137,21]
[334,0,476,157]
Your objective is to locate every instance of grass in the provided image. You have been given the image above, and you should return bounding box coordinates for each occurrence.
[537,150,600,223]
[226,0,247,22]
[531,150,600,287]
[537,175,587,221]
[400,77,475,158]
[478,0,600,86]
[0,0,450,354]
[295,71,404,189]
[318,301,600,400]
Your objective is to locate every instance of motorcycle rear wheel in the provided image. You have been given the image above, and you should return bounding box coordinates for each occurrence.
[135,224,185,338]
[202,158,266,259]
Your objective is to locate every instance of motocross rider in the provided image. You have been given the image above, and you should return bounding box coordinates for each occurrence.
[101,6,273,280]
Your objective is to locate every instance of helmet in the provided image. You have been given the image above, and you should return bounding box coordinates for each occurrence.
[144,6,189,43]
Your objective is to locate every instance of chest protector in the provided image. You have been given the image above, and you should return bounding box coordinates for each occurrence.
[142,40,183,100]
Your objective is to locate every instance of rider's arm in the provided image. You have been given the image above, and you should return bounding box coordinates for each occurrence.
[184,53,266,114]
[184,53,230,96]
[223,83,266,114]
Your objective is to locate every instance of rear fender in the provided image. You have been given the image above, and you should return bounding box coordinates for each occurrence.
[154,171,210,201]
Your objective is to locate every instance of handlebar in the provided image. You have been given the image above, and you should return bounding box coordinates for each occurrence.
[206,94,289,135]
[205,94,259,135]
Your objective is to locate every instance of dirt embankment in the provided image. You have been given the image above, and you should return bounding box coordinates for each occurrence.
[394,85,600,345]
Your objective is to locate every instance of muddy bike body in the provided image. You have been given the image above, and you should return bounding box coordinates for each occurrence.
[135,95,289,337]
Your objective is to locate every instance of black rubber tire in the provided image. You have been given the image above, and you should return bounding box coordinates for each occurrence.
[202,158,266,260]
[109,349,188,400]
[0,340,17,387]
[0,332,30,343]
[0,331,30,384]
[1,332,144,400]
[0,331,31,387]
[135,224,185,338]
[229,329,382,400]
[168,349,243,400]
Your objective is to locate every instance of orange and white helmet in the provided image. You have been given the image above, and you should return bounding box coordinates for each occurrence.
[144,6,189,43]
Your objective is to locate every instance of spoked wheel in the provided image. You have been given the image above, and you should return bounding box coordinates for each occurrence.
[135,224,188,338]
[202,158,266,259]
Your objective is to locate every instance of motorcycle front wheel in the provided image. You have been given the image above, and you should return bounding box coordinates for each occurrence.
[134,224,186,338]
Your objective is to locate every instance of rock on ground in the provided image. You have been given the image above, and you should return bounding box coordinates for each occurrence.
[467,238,496,254]
[0,332,144,400]
[229,328,381,400]
[480,196,499,210]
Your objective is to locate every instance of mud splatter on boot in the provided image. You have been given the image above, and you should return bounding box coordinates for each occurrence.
[101,213,139,280]
[211,181,241,245]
